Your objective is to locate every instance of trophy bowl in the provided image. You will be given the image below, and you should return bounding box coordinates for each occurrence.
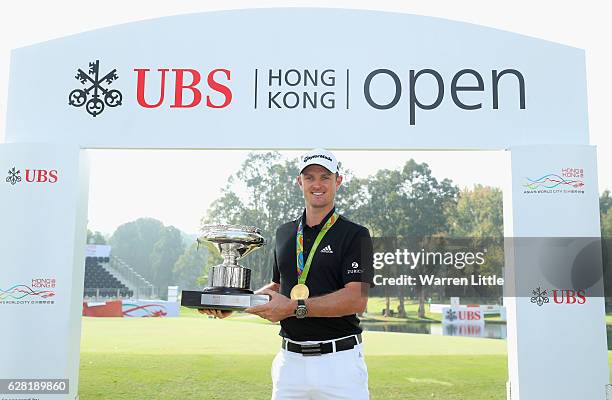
[181,224,271,311]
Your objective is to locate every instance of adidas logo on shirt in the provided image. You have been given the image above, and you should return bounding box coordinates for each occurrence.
[320,245,333,254]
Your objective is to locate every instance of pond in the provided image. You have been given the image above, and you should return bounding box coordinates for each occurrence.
[362,322,612,349]
[606,326,612,350]
[361,320,507,340]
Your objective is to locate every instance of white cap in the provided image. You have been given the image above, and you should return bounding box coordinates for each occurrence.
[299,148,339,174]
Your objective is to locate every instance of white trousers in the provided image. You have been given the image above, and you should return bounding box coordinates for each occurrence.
[271,337,370,400]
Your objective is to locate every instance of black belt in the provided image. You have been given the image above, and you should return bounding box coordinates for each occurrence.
[281,334,362,356]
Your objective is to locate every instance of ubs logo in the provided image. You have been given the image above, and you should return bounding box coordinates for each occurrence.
[445,308,457,322]
[531,286,586,306]
[69,60,122,117]
[553,289,586,305]
[5,167,58,185]
[445,308,481,322]
[6,167,21,185]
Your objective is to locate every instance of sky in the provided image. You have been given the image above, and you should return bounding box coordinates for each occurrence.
[0,1,609,235]
[86,149,505,235]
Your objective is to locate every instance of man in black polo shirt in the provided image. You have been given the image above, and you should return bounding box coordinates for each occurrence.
[245,148,374,400]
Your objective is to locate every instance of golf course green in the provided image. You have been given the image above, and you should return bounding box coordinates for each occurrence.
[78,309,611,399]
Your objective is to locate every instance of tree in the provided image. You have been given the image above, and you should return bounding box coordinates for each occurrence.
[86,229,107,244]
[173,243,209,290]
[601,190,612,216]
[201,152,304,289]
[109,218,165,280]
[601,208,612,311]
[342,160,459,317]
[603,209,612,239]
[107,217,191,290]
[447,185,504,301]
[449,185,503,238]
[150,226,185,291]
[196,242,225,287]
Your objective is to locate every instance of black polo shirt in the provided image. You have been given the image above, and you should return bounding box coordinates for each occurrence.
[272,207,374,341]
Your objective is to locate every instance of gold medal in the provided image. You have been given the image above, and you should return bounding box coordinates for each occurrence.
[290,283,310,300]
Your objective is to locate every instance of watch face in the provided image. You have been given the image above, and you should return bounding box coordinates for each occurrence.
[296,306,307,318]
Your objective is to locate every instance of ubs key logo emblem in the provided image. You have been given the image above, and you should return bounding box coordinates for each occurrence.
[69,60,122,117]
[4,167,58,185]
[6,167,21,185]
[530,286,549,306]
[445,308,457,321]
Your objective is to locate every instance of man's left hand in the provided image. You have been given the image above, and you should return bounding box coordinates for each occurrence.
[245,289,295,323]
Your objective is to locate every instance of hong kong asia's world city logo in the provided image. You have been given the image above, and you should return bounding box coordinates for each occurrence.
[0,280,56,305]
[523,168,585,194]
[69,60,122,117]
[5,167,21,185]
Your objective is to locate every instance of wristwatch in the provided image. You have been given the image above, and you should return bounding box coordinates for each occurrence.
[295,299,307,319]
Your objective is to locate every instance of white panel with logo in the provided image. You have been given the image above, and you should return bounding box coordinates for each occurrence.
[0,143,89,399]
[504,145,608,399]
[6,9,588,149]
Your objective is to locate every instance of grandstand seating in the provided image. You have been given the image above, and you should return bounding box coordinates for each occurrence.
[83,256,133,299]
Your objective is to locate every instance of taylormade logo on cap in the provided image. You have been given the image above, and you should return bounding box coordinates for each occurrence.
[303,154,332,163]
[300,148,339,173]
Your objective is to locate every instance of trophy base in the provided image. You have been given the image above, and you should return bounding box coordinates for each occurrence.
[181,287,270,311]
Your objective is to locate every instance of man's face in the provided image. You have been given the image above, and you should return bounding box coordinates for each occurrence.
[297,164,343,209]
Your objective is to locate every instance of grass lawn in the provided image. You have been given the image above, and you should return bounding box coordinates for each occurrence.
[79,353,508,400]
[78,306,611,399]
[365,297,441,322]
[80,310,508,400]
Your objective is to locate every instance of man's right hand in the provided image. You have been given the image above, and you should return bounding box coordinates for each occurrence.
[198,309,234,319]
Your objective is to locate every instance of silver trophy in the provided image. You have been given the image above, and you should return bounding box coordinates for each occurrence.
[181,224,270,310]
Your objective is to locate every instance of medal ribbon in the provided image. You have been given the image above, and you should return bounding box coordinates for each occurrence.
[296,211,339,285]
